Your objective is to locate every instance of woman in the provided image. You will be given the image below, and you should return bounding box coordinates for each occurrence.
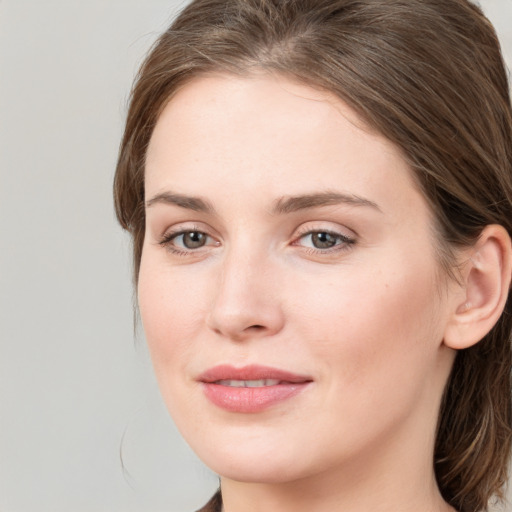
[114,1,512,511]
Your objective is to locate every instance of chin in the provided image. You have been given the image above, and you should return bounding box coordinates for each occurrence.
[197,432,348,487]
[183,429,312,483]
[207,456,306,484]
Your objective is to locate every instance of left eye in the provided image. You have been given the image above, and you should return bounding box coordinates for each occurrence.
[298,231,353,250]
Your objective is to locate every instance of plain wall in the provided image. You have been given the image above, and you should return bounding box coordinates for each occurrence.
[0,1,511,511]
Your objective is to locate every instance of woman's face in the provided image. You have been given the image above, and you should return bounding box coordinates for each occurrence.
[140,74,458,484]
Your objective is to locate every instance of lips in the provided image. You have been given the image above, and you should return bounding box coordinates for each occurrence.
[198,365,313,413]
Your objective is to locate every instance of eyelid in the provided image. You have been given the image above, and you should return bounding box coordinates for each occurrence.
[158,221,218,241]
[293,221,356,240]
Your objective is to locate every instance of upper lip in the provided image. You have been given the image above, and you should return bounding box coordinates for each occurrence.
[198,364,313,383]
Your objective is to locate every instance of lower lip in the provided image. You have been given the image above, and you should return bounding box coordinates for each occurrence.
[202,382,310,413]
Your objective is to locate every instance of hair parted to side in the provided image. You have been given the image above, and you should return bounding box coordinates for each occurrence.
[114,1,512,510]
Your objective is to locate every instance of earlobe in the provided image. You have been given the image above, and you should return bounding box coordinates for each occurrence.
[443,225,512,350]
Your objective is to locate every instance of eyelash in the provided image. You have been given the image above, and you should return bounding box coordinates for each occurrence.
[158,227,356,256]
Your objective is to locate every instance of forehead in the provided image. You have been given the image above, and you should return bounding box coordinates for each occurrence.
[145,73,422,219]
[148,73,372,160]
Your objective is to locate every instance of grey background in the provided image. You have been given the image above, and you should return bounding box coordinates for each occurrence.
[0,1,511,511]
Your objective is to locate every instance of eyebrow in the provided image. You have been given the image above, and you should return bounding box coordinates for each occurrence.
[145,190,382,214]
[272,191,382,214]
[145,192,215,213]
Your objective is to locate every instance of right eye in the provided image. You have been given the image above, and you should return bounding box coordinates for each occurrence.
[159,229,219,254]
[173,231,209,249]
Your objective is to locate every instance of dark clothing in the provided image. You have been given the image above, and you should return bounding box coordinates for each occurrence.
[196,490,222,512]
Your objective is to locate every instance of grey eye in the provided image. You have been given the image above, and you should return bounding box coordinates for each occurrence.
[310,232,340,249]
[178,231,208,249]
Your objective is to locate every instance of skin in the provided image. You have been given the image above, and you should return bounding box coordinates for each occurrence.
[139,73,461,512]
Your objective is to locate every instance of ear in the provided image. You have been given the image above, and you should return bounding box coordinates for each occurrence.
[443,224,512,350]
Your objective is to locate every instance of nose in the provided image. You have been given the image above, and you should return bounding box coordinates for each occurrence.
[205,250,285,342]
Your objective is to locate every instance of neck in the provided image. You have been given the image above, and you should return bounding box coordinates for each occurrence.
[219,409,456,512]
[220,458,454,512]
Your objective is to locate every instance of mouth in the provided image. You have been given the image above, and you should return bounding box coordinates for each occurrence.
[213,379,282,387]
[198,365,313,413]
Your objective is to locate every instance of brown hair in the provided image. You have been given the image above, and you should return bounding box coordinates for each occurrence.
[114,1,512,510]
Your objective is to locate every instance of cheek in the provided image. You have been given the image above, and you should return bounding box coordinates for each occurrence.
[137,257,214,429]
[293,261,445,398]
[138,253,206,372]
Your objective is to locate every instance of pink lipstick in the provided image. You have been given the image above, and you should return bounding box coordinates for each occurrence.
[198,365,312,413]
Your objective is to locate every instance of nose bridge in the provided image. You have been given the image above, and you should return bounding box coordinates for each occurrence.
[225,234,268,287]
[206,237,283,340]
